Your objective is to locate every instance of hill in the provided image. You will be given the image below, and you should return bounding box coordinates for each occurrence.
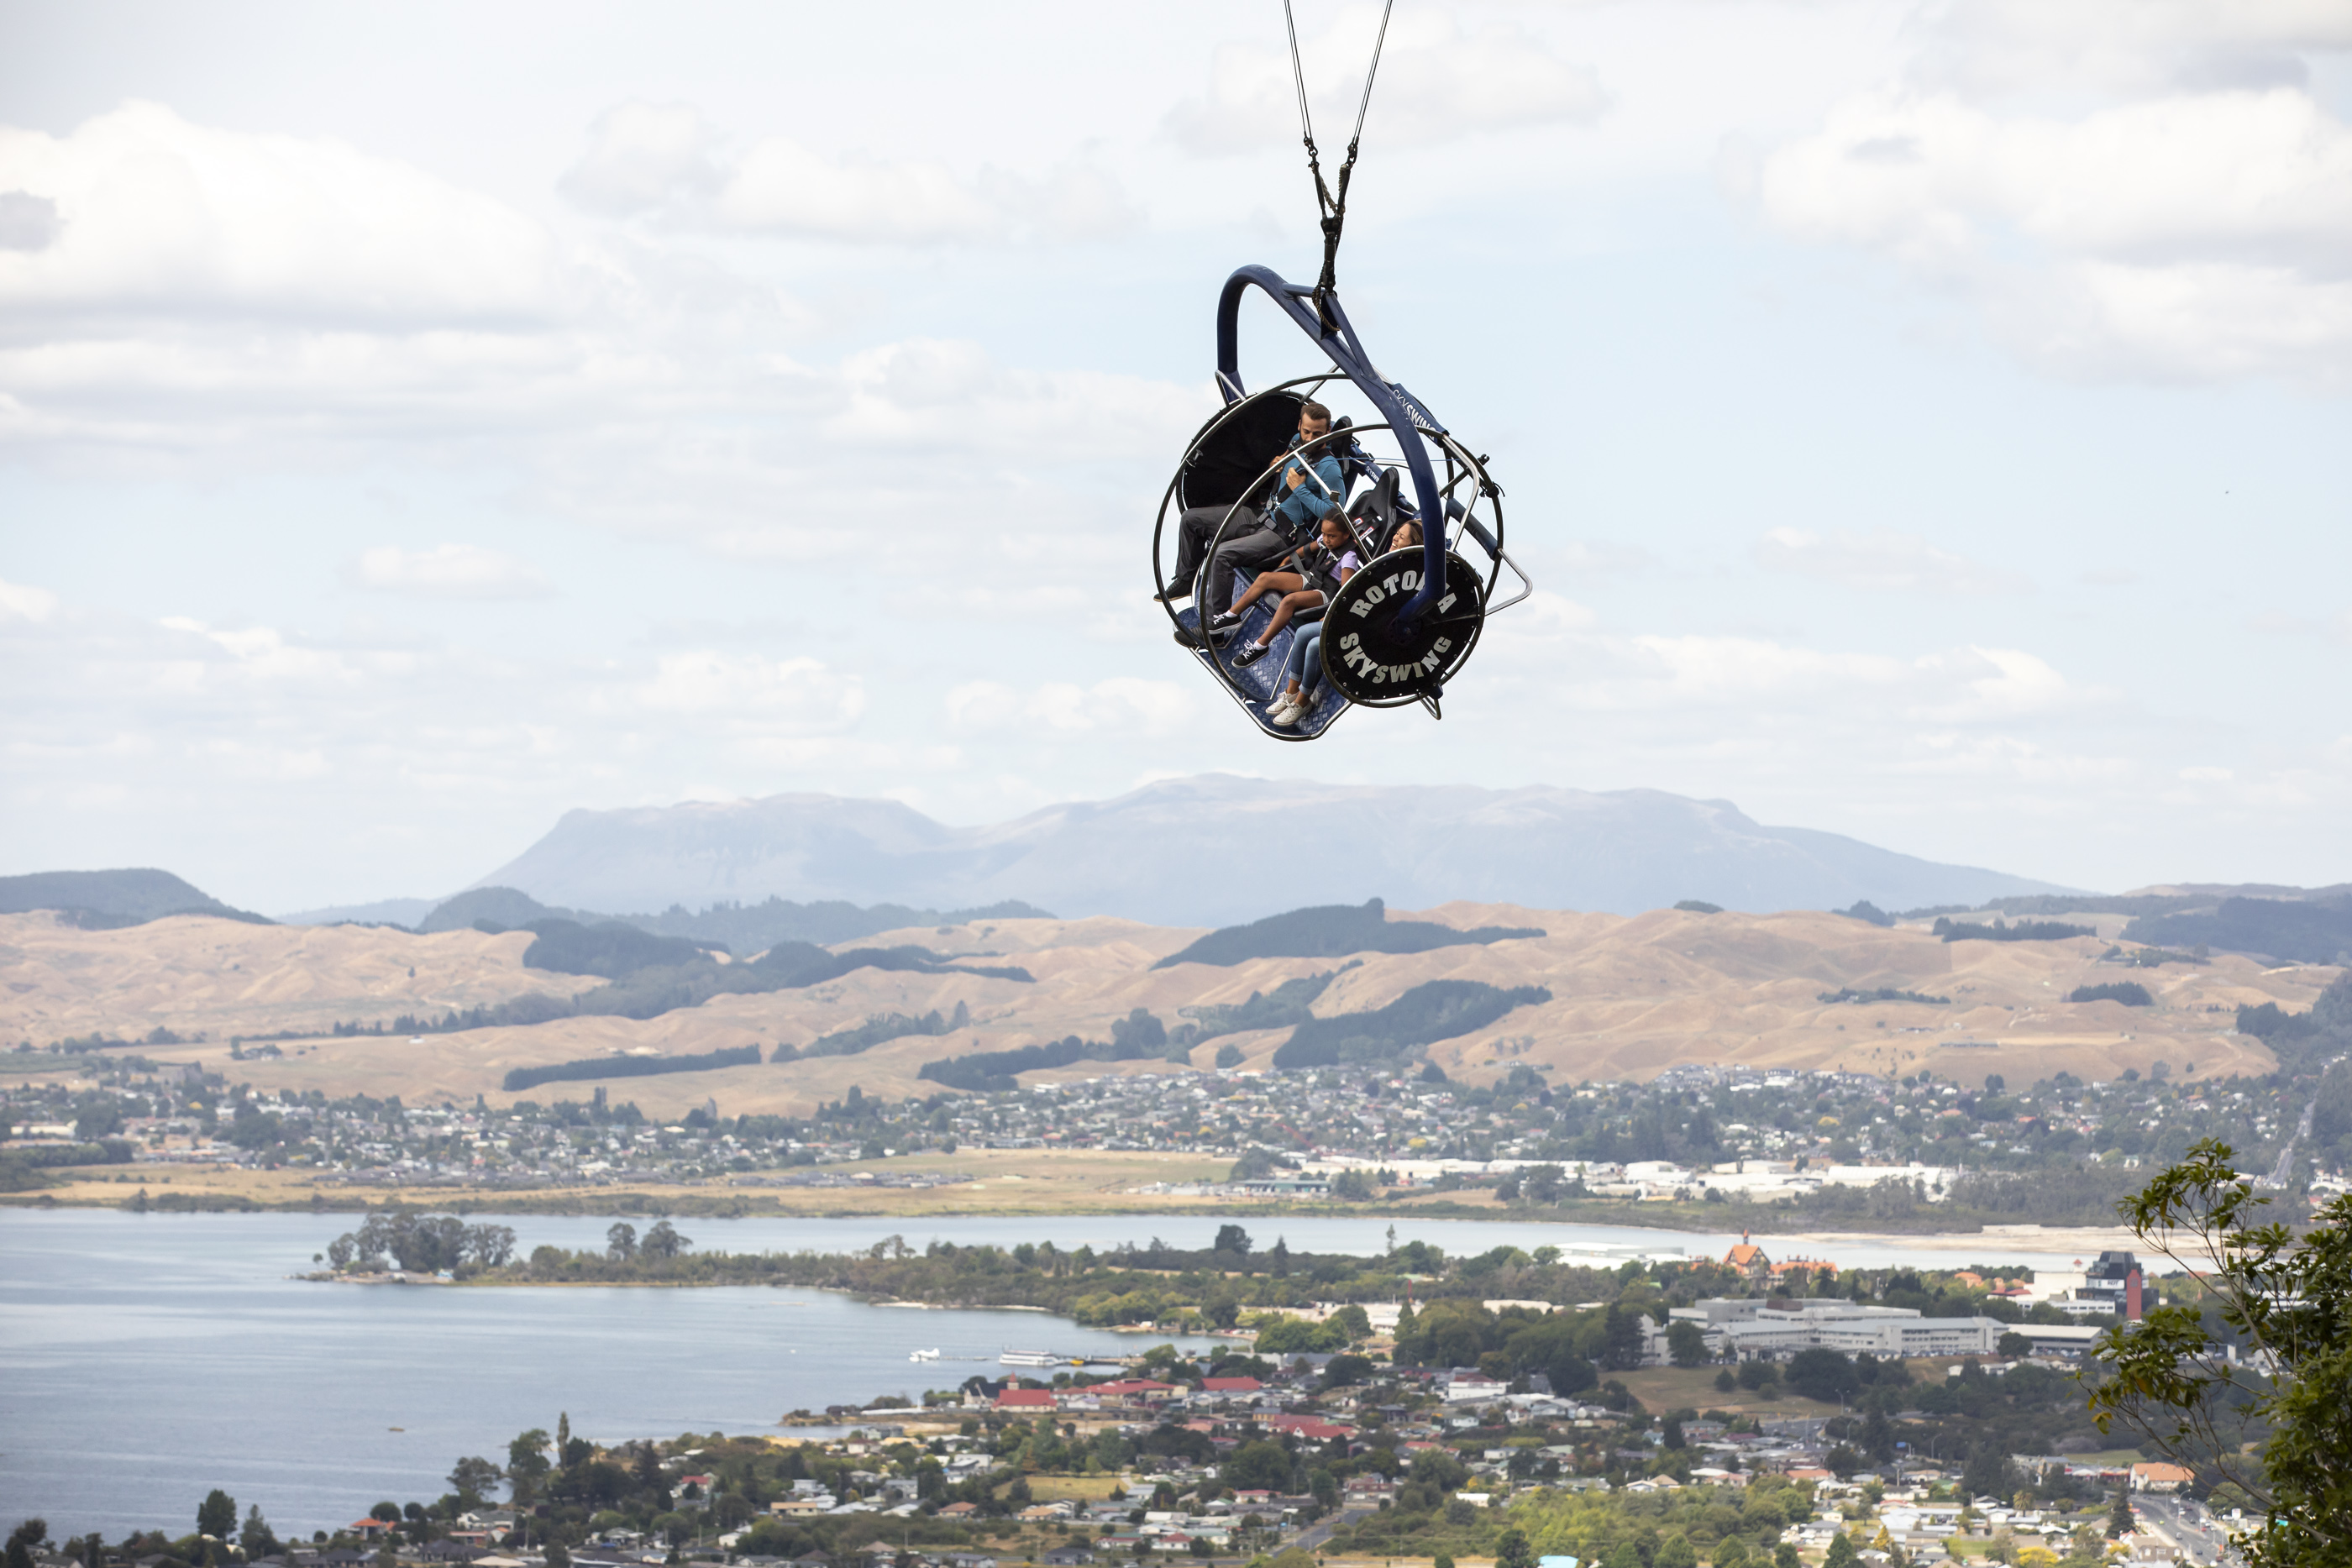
[276,895,439,927]
[1152,898,1543,968]
[0,868,265,928]
[2,898,2330,1120]
[2124,894,2352,966]
[467,776,2073,927]
[410,885,1053,950]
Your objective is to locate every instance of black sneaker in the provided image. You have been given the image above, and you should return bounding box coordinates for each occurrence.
[1173,626,1203,649]
[1208,610,1242,630]
[1207,621,1240,645]
[1231,640,1268,668]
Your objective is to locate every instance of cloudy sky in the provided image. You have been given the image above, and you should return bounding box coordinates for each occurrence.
[2,0,2348,913]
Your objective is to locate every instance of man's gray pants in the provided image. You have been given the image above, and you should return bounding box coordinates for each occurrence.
[1203,526,1295,617]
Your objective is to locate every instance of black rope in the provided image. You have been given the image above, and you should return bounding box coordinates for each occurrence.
[1282,0,1394,333]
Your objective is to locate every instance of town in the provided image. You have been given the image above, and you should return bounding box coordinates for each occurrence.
[5,1041,2341,1227]
[1,1225,2241,1568]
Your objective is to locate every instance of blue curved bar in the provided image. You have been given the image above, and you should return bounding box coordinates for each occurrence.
[1214,265,1447,627]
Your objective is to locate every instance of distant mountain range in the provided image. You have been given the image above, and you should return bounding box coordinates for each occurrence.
[9,775,2349,962]
[458,775,2076,928]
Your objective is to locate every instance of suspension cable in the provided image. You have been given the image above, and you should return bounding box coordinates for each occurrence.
[1280,0,1394,333]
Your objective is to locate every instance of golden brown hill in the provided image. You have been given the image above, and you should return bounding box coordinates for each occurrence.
[0,905,2332,1118]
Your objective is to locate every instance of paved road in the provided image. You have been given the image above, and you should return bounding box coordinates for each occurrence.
[2137,1493,2239,1565]
[1291,1508,1374,1554]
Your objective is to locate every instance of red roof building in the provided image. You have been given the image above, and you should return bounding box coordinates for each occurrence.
[995,1387,1058,1409]
[1724,1230,1771,1282]
[1200,1377,1262,1392]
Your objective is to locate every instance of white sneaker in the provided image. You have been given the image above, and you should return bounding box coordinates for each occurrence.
[1269,696,1303,727]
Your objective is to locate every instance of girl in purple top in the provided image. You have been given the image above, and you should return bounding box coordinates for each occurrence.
[1267,517,1420,727]
[1230,512,1360,669]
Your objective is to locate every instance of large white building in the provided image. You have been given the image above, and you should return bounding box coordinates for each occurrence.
[1662,1297,2004,1361]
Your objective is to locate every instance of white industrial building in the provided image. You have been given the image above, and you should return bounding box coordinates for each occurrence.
[1660,1296,2004,1361]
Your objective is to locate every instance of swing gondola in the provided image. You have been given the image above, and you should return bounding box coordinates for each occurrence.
[1149,1,1530,741]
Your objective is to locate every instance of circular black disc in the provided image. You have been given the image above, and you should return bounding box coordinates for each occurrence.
[1178,391,1305,511]
[1320,549,1487,705]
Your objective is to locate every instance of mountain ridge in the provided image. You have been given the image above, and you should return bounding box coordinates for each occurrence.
[467,775,2076,927]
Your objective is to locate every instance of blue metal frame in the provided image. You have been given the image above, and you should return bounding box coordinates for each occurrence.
[1215,265,1447,627]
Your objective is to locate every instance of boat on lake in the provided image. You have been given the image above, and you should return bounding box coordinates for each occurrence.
[909,1348,941,1361]
[1000,1349,1063,1366]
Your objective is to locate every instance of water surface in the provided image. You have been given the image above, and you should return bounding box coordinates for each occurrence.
[0,1209,2097,1539]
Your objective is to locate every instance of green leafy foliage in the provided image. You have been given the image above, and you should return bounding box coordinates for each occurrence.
[2234,973,2352,1078]
[2066,981,2153,1006]
[916,1012,1173,1092]
[1169,968,1348,1046]
[1816,987,1950,1005]
[2090,1136,2352,1565]
[0,868,267,926]
[375,939,1029,1043]
[519,920,722,978]
[1932,916,2094,942]
[420,884,1053,947]
[501,1044,759,1093]
[748,941,1031,988]
[325,1211,518,1272]
[1153,898,1544,969]
[2125,895,2352,965]
[1272,979,1551,1068]
[196,1490,237,1539]
[807,1001,969,1057]
[0,1139,134,1169]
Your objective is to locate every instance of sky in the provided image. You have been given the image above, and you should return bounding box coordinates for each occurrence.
[1,0,2349,914]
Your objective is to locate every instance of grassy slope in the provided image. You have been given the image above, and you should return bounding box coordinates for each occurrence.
[2,904,2328,1123]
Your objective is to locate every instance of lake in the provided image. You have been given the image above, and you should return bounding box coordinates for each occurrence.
[0,1209,2101,1539]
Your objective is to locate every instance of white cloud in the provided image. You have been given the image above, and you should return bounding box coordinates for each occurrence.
[0,103,1200,608]
[350,544,552,600]
[944,677,1199,738]
[157,616,374,686]
[0,577,59,623]
[1166,8,1606,155]
[1476,590,1597,649]
[621,651,866,732]
[558,101,1138,244]
[557,102,722,217]
[1473,615,2111,729]
[0,102,555,323]
[715,137,1003,242]
[0,108,1198,611]
[1908,0,2352,97]
[1751,15,2352,385]
[824,338,1210,458]
[1755,527,2031,595]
